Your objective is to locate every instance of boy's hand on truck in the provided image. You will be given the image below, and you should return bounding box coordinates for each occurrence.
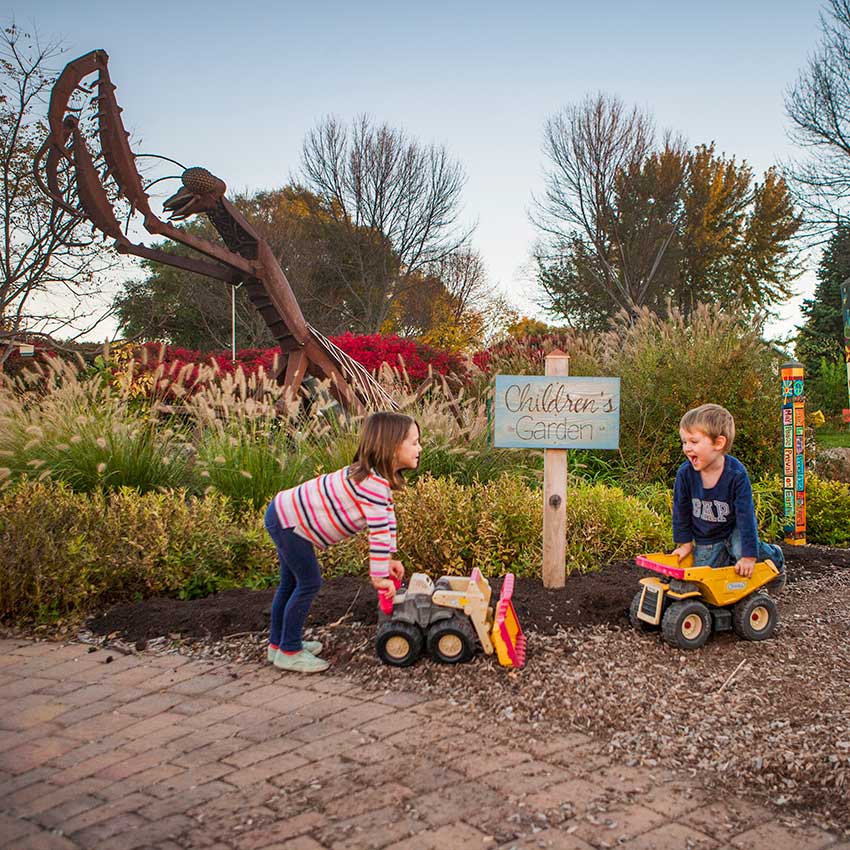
[734,557,756,577]
[672,542,693,561]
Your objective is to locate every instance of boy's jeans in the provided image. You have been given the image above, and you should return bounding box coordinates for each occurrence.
[693,527,785,571]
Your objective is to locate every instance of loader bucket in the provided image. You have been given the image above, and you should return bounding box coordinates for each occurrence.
[490,574,526,668]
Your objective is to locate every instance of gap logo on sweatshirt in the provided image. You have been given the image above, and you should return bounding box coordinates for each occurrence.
[691,499,730,524]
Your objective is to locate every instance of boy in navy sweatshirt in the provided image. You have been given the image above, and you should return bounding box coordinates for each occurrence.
[672,404,784,579]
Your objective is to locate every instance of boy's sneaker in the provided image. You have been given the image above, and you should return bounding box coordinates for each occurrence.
[273,649,329,674]
[268,641,323,663]
[766,571,787,596]
[764,545,786,595]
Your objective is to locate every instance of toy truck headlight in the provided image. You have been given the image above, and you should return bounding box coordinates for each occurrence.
[638,585,664,625]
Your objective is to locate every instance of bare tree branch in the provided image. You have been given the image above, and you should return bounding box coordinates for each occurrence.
[786,0,850,231]
[0,25,120,366]
[300,114,472,332]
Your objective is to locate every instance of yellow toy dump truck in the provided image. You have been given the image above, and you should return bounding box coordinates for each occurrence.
[375,568,526,668]
[630,552,783,650]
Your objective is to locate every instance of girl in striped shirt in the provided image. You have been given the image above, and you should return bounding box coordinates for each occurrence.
[264,412,421,673]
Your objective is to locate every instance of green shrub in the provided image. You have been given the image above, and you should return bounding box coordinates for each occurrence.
[0,480,275,622]
[565,484,670,570]
[752,478,784,543]
[806,476,850,546]
[807,358,849,417]
[395,475,669,577]
[394,475,480,574]
[626,481,673,518]
[472,476,543,575]
[603,305,781,485]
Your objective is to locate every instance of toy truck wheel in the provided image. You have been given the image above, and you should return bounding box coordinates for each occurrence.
[629,591,660,631]
[426,617,477,664]
[661,600,712,649]
[376,621,423,667]
[732,593,778,641]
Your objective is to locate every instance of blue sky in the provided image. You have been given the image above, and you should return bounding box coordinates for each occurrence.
[13,0,825,341]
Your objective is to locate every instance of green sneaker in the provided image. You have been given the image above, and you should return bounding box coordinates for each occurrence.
[273,649,330,674]
[268,641,323,663]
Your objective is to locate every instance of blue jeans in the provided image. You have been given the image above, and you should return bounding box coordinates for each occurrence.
[265,501,322,652]
[693,526,785,571]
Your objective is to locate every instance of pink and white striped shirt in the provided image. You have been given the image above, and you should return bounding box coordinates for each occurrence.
[273,466,397,578]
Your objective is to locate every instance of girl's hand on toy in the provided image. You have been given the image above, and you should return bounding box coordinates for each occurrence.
[734,557,755,577]
[388,559,404,582]
[371,576,397,600]
[672,542,693,561]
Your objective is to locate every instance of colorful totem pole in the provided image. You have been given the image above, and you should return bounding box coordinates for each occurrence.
[842,278,850,425]
[781,361,806,545]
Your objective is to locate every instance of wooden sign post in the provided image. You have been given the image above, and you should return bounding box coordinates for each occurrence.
[543,350,569,588]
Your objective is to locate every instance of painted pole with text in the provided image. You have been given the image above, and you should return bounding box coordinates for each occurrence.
[493,352,621,588]
[781,360,806,545]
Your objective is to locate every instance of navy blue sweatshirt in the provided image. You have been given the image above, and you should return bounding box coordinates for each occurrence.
[672,455,759,557]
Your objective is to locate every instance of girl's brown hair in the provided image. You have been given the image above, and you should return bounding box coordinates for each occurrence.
[349,412,419,490]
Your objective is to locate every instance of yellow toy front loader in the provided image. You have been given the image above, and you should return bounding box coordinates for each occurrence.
[375,569,526,668]
[631,552,783,649]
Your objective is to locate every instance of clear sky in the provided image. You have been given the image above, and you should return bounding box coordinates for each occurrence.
[12,0,825,343]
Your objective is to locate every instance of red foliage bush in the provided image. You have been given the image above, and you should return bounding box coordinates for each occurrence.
[118,334,467,397]
[330,333,465,380]
[0,340,57,380]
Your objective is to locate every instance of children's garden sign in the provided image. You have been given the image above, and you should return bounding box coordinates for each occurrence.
[493,355,621,589]
[492,375,621,449]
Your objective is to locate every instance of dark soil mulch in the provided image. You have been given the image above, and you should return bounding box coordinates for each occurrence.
[87,543,848,643]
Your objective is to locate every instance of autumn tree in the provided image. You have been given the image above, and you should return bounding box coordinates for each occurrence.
[1,27,118,367]
[114,187,360,348]
[299,115,471,333]
[387,250,495,350]
[533,93,802,328]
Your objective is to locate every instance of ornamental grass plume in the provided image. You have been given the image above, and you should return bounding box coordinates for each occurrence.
[0,357,195,493]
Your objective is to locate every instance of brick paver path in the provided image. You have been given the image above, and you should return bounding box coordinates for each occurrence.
[0,639,846,850]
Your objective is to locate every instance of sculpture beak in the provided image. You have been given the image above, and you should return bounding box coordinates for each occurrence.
[162,187,198,220]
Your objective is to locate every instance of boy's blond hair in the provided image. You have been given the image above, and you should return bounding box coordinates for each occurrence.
[679,404,735,452]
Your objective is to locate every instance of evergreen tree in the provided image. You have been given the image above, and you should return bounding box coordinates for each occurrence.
[796,224,850,373]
